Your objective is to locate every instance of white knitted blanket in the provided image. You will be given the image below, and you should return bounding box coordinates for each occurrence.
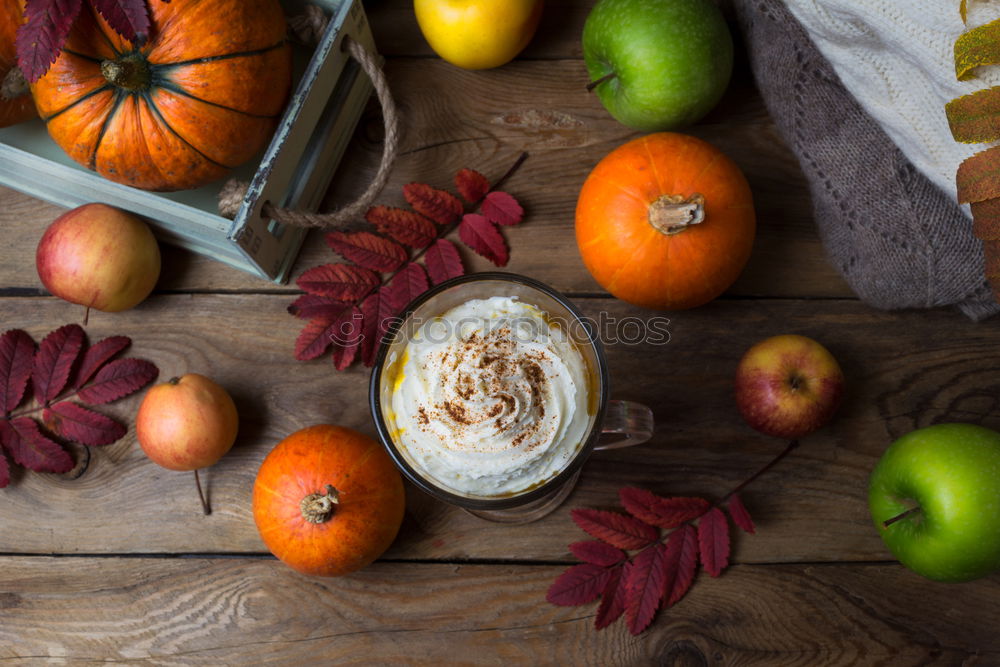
[783,0,1000,213]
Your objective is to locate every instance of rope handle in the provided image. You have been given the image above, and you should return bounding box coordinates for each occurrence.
[218,6,400,228]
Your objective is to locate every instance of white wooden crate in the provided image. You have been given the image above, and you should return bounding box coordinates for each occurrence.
[0,0,374,283]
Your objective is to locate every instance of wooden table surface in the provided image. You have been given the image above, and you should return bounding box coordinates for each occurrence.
[3,1,1000,664]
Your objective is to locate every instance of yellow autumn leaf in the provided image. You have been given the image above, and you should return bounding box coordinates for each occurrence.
[961,0,968,24]
[957,145,1000,203]
[946,86,1000,142]
[955,18,1000,80]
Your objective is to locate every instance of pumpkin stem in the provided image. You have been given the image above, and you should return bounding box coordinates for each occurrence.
[300,484,340,524]
[1,66,28,101]
[648,193,706,235]
[101,55,151,92]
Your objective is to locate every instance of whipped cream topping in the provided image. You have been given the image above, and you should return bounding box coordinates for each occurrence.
[388,296,593,498]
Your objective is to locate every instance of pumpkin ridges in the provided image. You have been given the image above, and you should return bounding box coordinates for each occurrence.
[159,46,292,117]
[150,40,287,69]
[32,51,107,118]
[44,88,116,166]
[146,0,287,64]
[148,88,274,166]
[152,82,283,120]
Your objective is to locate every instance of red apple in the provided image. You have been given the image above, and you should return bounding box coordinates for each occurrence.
[735,334,844,439]
[36,203,160,313]
[136,374,239,471]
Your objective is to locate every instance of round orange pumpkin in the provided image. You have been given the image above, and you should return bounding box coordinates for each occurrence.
[0,0,34,128]
[30,0,292,191]
[252,425,406,577]
[575,132,756,310]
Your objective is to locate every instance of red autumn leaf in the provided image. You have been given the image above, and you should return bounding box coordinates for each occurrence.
[286,294,350,321]
[329,306,363,371]
[424,238,465,285]
[294,318,337,361]
[385,263,430,315]
[697,508,730,577]
[377,284,403,339]
[16,0,84,82]
[727,493,756,534]
[459,213,509,266]
[595,563,628,630]
[545,563,612,607]
[74,335,130,388]
[0,329,35,413]
[90,0,150,43]
[455,168,490,204]
[481,191,524,226]
[76,358,158,405]
[0,450,8,488]
[624,542,669,635]
[325,231,408,272]
[662,524,699,607]
[647,496,711,529]
[957,145,1000,204]
[359,291,383,367]
[0,417,73,473]
[571,508,659,550]
[403,183,464,225]
[365,206,437,249]
[619,487,670,526]
[43,402,125,446]
[296,263,380,300]
[33,324,85,404]
[569,540,625,567]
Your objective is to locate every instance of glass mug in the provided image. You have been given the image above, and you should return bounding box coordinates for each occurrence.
[369,273,653,523]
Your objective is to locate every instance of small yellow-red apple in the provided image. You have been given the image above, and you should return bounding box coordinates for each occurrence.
[136,374,239,472]
[735,334,844,439]
[36,203,160,313]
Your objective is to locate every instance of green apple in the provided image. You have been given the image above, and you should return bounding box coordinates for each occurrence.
[582,0,733,131]
[868,423,1000,582]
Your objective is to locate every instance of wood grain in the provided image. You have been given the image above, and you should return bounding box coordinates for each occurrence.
[0,59,847,298]
[0,294,995,561]
[1,557,996,664]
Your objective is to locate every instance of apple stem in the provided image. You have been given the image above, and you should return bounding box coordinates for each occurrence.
[83,307,90,327]
[721,439,800,503]
[883,505,920,529]
[194,469,211,515]
[586,71,617,92]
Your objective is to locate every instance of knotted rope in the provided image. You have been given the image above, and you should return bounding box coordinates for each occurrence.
[218,5,400,228]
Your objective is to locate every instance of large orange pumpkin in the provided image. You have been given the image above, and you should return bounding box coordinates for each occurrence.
[0,0,34,128]
[252,425,406,577]
[576,133,756,310]
[30,0,292,191]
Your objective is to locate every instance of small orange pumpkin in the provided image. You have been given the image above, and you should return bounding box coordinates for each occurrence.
[575,133,756,310]
[252,425,406,577]
[30,0,291,191]
[0,0,34,128]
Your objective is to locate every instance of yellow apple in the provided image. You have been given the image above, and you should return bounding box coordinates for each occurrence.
[414,0,544,70]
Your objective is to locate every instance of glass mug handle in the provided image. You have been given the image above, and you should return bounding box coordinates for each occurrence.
[595,400,654,450]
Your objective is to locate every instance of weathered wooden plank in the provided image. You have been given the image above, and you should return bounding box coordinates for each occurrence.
[0,57,845,299]
[0,557,995,664]
[0,294,994,561]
